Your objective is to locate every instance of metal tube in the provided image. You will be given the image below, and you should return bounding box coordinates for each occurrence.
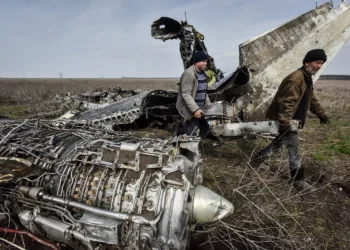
[42,194,152,225]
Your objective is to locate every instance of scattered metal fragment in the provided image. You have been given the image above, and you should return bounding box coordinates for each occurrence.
[32,87,142,119]
[152,17,224,83]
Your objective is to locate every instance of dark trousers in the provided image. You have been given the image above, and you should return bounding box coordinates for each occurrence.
[180,116,210,139]
[255,131,303,180]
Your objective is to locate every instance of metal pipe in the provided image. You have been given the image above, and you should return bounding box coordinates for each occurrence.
[42,194,158,225]
[18,198,77,224]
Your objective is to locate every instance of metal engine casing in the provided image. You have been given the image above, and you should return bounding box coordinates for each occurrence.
[0,122,232,250]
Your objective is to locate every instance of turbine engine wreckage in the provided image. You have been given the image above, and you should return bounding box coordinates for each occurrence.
[0,120,233,250]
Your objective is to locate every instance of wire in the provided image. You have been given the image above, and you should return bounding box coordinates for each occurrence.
[0,237,25,250]
[15,172,57,183]
[0,227,59,250]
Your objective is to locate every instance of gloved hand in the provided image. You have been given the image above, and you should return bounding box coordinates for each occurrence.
[319,115,330,124]
[278,123,291,134]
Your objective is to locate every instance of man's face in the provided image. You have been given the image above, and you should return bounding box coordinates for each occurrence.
[195,60,208,72]
[305,60,324,75]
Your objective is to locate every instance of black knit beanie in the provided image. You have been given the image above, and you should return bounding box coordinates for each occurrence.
[303,49,327,64]
[193,51,209,64]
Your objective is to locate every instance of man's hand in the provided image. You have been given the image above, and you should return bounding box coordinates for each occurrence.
[194,109,205,118]
[319,115,330,124]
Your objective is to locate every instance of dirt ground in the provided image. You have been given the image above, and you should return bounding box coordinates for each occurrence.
[0,78,349,250]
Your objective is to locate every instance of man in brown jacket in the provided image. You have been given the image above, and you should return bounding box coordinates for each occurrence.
[253,49,330,191]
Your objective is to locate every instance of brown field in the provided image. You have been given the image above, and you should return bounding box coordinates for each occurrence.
[0,78,179,104]
[0,78,349,249]
[315,79,350,89]
[0,77,179,118]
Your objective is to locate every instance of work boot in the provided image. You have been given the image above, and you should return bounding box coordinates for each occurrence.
[291,167,316,192]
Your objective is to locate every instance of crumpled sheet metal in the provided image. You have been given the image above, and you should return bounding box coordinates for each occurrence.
[31,88,141,119]
[77,91,150,121]
[52,90,179,129]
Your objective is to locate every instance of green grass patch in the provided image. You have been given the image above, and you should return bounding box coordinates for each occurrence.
[312,134,350,161]
[0,105,28,119]
[312,150,330,161]
[326,138,350,155]
[307,118,350,161]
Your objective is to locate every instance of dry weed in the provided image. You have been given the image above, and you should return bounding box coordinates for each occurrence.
[189,133,350,250]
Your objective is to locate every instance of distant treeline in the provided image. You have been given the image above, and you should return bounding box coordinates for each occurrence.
[319,75,350,80]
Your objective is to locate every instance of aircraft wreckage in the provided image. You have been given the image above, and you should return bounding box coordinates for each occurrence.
[1,1,350,250]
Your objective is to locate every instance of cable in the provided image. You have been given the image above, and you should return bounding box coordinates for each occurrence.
[0,237,25,250]
[0,227,59,250]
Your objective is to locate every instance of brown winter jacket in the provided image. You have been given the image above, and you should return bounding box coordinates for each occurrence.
[265,68,326,128]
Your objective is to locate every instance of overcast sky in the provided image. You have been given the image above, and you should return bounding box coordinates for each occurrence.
[0,0,349,78]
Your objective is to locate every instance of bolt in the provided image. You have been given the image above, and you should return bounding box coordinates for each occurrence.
[88,190,96,196]
[4,199,11,207]
[94,171,102,177]
[147,200,154,208]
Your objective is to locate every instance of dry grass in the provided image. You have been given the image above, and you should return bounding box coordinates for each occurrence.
[190,131,350,250]
[0,78,179,101]
[0,78,179,117]
[313,80,350,119]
